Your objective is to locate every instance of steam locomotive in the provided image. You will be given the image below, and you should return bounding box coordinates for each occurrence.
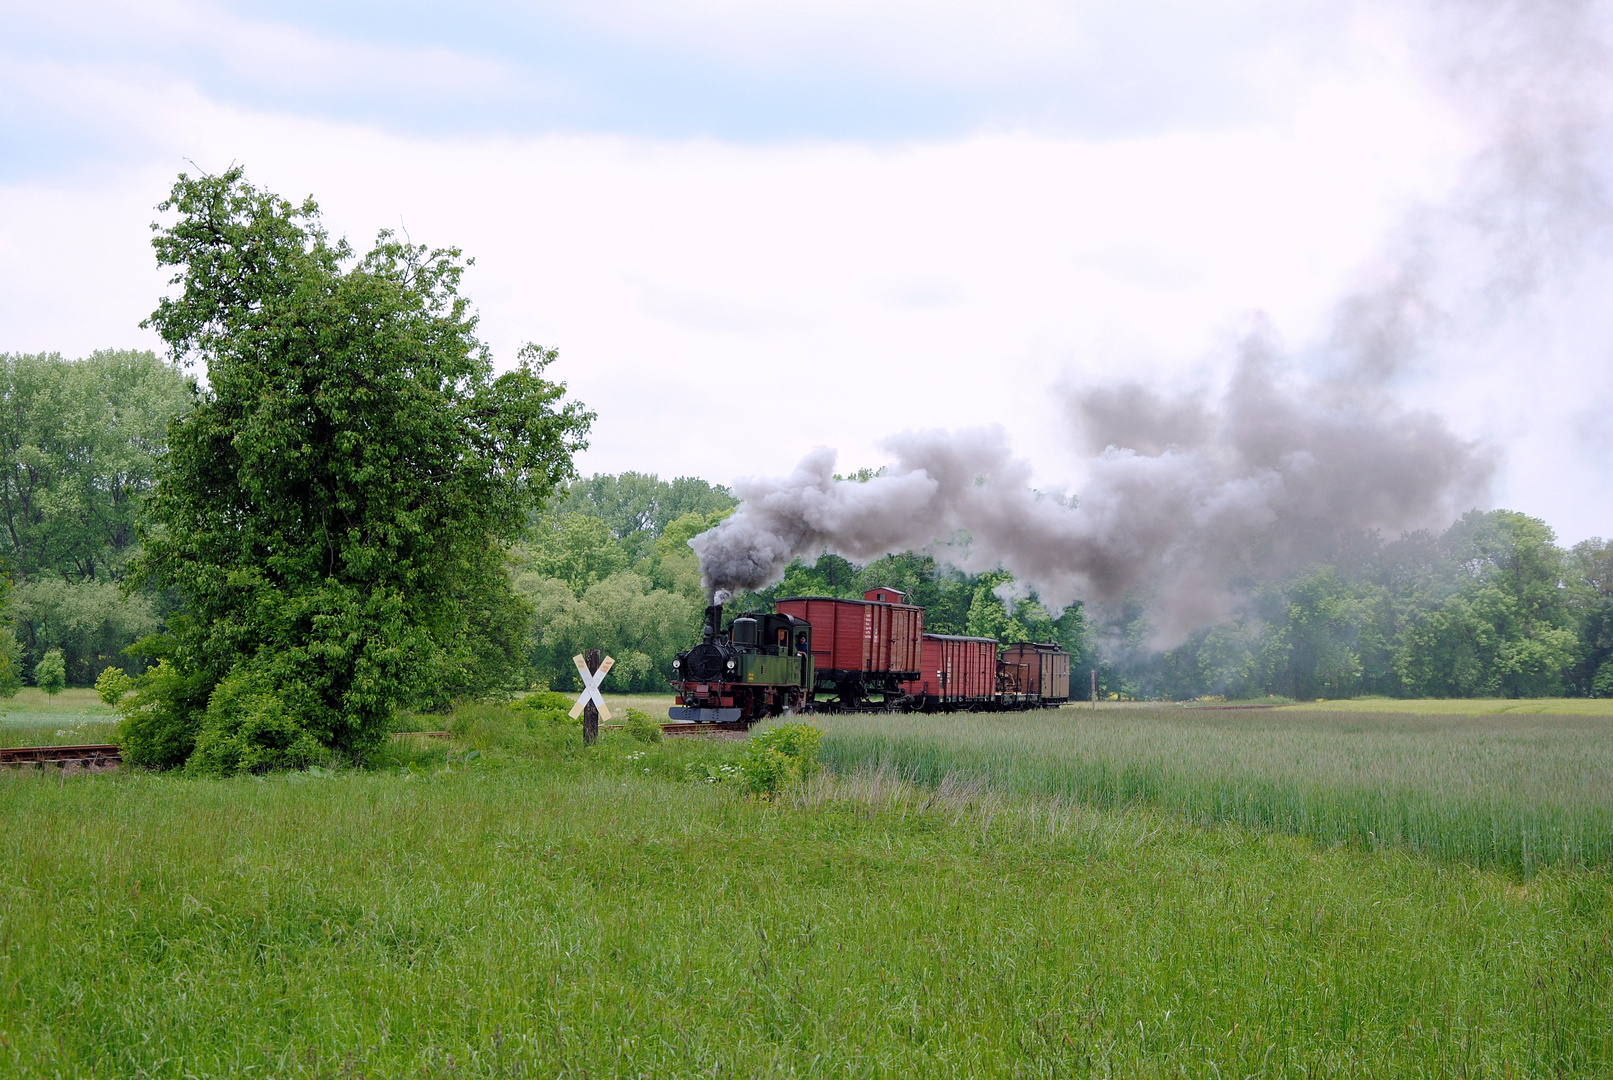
[668,604,814,722]
[668,587,1072,723]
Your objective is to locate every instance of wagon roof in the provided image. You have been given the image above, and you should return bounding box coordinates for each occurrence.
[775,594,924,608]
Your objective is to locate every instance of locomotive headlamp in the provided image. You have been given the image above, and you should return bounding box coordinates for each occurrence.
[726,660,736,670]
[672,659,681,668]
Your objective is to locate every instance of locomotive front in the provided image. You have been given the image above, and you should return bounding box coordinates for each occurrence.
[669,604,814,722]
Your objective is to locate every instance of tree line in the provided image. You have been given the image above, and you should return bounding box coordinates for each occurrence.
[1099,511,1613,701]
[5,359,1608,711]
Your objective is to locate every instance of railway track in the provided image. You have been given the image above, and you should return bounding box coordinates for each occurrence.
[0,743,122,770]
[659,720,754,736]
[0,724,751,771]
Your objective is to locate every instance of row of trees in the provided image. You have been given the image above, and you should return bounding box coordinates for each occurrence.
[1100,510,1613,701]
[523,491,1612,704]
[511,475,1091,692]
[9,348,1604,710]
[0,349,189,685]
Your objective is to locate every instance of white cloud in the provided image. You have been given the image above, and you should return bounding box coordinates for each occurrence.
[8,0,517,99]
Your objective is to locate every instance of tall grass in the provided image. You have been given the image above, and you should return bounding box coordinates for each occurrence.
[3,751,1611,1077]
[813,706,1613,873]
[1281,697,1613,716]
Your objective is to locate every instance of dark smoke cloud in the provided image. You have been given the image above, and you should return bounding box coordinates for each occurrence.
[693,0,1608,642]
[693,327,1491,642]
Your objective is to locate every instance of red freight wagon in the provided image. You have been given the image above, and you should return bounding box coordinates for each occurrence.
[776,588,923,710]
[903,634,1000,709]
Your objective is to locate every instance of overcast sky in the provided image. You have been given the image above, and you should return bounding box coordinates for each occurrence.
[3,0,1611,543]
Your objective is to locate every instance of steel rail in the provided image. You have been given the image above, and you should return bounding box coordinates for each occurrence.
[0,743,123,769]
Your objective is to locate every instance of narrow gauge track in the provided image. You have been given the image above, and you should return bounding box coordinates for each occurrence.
[0,743,122,770]
[659,720,753,736]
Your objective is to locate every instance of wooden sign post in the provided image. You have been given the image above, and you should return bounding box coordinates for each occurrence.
[570,650,614,745]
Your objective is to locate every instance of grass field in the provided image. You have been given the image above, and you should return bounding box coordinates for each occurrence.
[0,688,117,747]
[814,705,1613,874]
[3,734,1611,1077]
[5,690,677,745]
[1277,697,1613,715]
[3,697,1611,1076]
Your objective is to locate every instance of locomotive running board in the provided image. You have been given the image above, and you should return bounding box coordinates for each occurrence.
[668,707,744,722]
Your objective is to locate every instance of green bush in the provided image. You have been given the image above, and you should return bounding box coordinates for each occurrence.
[33,649,66,695]
[187,669,326,775]
[518,690,579,713]
[623,708,663,743]
[737,723,821,799]
[514,691,580,732]
[113,658,213,768]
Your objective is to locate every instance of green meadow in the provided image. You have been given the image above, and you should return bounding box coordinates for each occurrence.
[0,689,118,748]
[2,699,1611,1077]
[816,703,1613,874]
[1278,697,1613,716]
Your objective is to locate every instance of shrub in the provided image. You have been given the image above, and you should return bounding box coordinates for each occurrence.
[737,723,821,799]
[113,658,214,769]
[519,690,579,713]
[187,669,326,775]
[34,649,66,695]
[624,708,663,743]
[514,691,579,732]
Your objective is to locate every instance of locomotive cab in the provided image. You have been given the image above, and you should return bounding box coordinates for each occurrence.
[720,611,810,655]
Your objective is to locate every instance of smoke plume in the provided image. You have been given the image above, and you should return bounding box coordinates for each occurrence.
[693,0,1612,643]
[692,329,1492,642]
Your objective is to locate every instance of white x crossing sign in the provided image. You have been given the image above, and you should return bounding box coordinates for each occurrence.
[569,654,615,721]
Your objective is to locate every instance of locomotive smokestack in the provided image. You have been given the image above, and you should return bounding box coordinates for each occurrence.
[703,603,723,641]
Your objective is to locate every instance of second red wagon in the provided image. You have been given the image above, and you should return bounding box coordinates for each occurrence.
[775,588,923,710]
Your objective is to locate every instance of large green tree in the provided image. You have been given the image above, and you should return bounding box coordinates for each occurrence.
[121,168,592,772]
